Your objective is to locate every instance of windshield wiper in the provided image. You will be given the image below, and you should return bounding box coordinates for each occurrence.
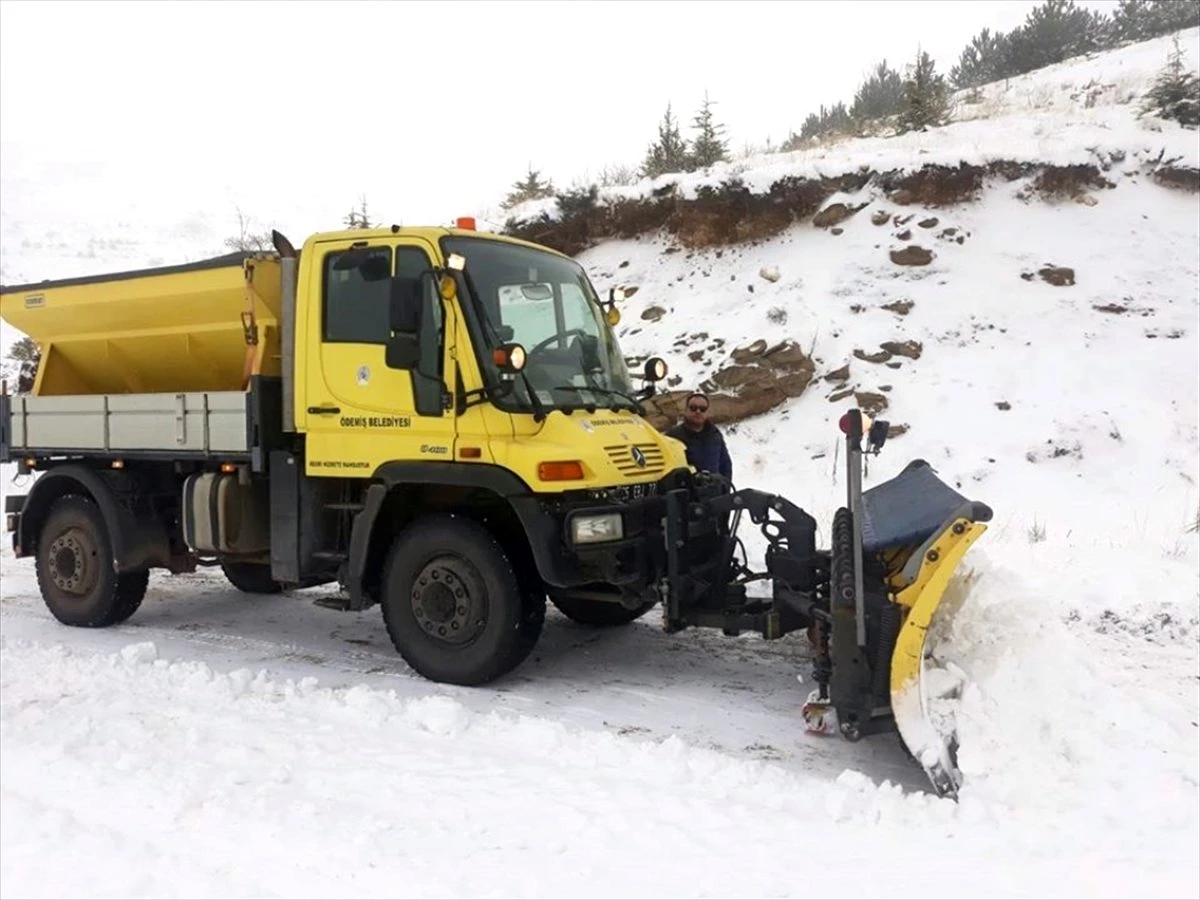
[550,384,644,415]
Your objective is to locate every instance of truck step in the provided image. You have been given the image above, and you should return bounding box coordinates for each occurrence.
[311,551,348,561]
[323,502,365,512]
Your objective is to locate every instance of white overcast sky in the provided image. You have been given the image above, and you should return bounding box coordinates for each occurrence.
[0,0,1119,234]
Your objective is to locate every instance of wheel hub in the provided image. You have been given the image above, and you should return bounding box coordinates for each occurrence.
[47,530,94,595]
[411,557,485,645]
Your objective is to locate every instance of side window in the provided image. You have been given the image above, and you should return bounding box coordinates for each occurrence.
[323,246,392,343]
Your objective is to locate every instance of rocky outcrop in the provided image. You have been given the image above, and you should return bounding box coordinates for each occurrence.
[641,339,816,429]
[890,245,934,266]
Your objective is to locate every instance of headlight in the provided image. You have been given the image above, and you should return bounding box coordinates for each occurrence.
[570,512,624,545]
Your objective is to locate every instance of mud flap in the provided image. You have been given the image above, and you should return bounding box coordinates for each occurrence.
[888,516,988,799]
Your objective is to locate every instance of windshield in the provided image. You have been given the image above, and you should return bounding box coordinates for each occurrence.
[440,235,636,413]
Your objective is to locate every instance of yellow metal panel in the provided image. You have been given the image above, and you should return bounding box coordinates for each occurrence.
[1,254,282,396]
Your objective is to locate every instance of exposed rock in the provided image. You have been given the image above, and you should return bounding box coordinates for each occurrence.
[813,202,856,228]
[1038,265,1075,286]
[895,228,912,241]
[642,305,667,321]
[893,214,914,225]
[887,423,910,439]
[622,285,640,297]
[854,391,889,416]
[891,189,916,206]
[644,339,816,429]
[878,384,893,392]
[762,341,810,367]
[731,339,768,363]
[919,217,940,228]
[871,210,891,226]
[880,340,923,360]
[995,401,1012,411]
[885,361,903,369]
[711,365,766,389]
[854,348,892,364]
[890,246,933,266]
[939,227,958,238]
[687,349,705,362]
[1153,165,1199,192]
[831,227,844,236]
[828,387,855,403]
[881,299,914,316]
[823,363,851,383]
[667,375,682,387]
[619,260,630,268]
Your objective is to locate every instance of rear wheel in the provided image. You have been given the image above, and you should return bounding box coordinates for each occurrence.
[380,514,545,685]
[550,593,657,626]
[35,495,149,627]
[220,560,283,595]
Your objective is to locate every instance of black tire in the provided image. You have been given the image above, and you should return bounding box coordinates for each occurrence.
[379,513,544,685]
[220,560,283,595]
[550,593,657,626]
[35,495,149,627]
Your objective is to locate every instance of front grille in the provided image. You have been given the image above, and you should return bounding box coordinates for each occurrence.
[605,443,666,478]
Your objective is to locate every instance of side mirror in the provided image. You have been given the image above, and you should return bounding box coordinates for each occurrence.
[385,274,424,370]
[602,286,624,327]
[389,275,423,333]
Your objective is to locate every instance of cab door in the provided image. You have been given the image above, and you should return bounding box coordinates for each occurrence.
[302,236,456,476]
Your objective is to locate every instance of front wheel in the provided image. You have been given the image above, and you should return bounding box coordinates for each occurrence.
[380,514,544,686]
[35,495,149,627]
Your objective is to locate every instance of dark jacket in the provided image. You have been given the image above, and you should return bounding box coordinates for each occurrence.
[666,421,733,482]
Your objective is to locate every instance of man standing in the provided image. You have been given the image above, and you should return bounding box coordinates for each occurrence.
[666,391,733,483]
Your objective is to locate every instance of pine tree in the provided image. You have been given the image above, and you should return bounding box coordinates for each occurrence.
[1112,0,1200,44]
[898,49,951,133]
[950,28,1010,89]
[1142,35,1200,127]
[850,60,905,124]
[2,336,40,393]
[640,103,690,179]
[688,91,729,169]
[1004,0,1109,76]
[502,166,556,209]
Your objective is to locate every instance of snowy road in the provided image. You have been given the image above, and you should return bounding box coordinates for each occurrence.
[0,559,928,791]
[3,540,1198,899]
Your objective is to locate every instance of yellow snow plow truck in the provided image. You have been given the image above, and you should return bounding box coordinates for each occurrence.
[0,223,992,797]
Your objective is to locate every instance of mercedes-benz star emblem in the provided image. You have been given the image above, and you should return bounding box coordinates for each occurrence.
[630,446,647,468]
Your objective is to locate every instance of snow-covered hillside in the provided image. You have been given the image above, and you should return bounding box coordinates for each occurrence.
[2,26,1199,900]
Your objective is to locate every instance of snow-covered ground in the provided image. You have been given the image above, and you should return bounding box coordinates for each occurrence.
[2,26,1199,900]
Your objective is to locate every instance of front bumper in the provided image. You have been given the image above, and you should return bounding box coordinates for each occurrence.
[511,467,730,594]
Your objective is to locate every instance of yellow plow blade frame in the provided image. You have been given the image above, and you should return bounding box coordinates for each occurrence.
[889,518,989,799]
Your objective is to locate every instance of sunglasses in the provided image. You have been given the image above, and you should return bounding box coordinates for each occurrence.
[688,403,708,413]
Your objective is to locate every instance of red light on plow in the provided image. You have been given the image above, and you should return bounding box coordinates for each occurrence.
[839,413,852,434]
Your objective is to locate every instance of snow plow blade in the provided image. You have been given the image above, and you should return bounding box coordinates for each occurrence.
[655,408,991,800]
[824,411,993,799]
[886,515,988,798]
